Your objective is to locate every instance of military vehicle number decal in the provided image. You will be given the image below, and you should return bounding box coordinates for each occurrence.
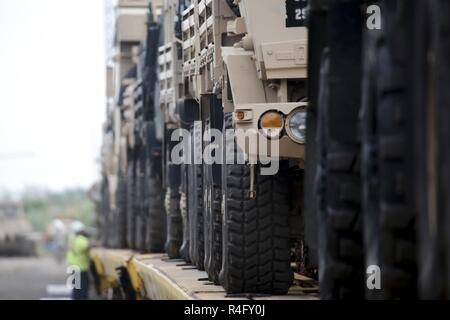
[286,0,308,28]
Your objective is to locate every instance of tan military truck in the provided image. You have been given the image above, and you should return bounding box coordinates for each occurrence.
[99,0,311,295]
[96,0,450,300]
[101,0,166,251]
[156,0,310,294]
[0,202,36,257]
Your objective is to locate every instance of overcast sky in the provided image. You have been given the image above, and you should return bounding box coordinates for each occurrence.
[0,0,106,194]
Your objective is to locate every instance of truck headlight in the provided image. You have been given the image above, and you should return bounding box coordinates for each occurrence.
[286,109,307,144]
[259,110,284,139]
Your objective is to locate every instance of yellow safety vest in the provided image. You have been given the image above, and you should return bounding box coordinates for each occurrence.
[66,234,89,271]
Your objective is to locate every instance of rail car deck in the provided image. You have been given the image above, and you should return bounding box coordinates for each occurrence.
[90,248,319,300]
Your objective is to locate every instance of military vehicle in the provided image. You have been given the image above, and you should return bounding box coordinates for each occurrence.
[100,0,310,296]
[175,0,309,294]
[98,0,450,300]
[100,0,166,252]
[0,202,36,257]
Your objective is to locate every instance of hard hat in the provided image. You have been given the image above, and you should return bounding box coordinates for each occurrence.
[52,219,65,231]
[70,221,85,234]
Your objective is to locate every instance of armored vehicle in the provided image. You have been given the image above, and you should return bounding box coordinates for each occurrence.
[98,0,450,299]
[0,202,36,256]
[100,0,310,295]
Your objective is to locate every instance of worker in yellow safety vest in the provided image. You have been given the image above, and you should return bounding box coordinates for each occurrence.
[67,221,90,300]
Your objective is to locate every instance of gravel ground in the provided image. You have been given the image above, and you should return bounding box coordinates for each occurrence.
[0,256,68,300]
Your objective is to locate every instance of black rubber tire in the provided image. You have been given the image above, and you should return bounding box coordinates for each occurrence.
[163,126,183,259]
[207,183,222,283]
[203,132,212,277]
[303,1,332,272]
[164,185,182,258]
[176,99,200,263]
[135,150,147,252]
[187,148,195,263]
[361,4,417,299]
[203,120,223,284]
[219,113,292,294]
[434,1,450,297]
[411,0,450,299]
[316,1,365,299]
[179,162,191,262]
[126,160,137,249]
[188,125,205,270]
[317,86,364,300]
[145,164,167,252]
[116,170,128,248]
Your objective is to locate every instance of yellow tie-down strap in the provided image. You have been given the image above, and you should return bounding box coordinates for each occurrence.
[90,248,135,289]
[125,255,147,300]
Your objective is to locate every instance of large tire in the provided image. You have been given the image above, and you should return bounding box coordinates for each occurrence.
[145,163,167,252]
[179,162,191,262]
[143,121,166,253]
[164,164,183,258]
[316,0,364,299]
[412,0,450,299]
[135,150,147,252]
[361,3,417,299]
[177,99,200,263]
[219,113,292,294]
[203,118,223,284]
[126,160,137,249]
[164,186,182,258]
[205,181,222,283]
[116,170,128,248]
[164,128,183,258]
[188,124,205,270]
[434,1,450,298]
